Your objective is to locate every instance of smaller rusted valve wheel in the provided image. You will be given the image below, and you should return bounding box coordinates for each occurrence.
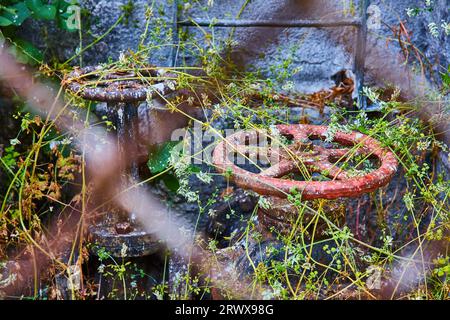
[213,124,398,200]
[62,64,178,257]
[63,65,177,102]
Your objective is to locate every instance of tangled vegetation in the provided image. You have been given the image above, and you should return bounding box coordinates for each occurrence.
[0,0,449,300]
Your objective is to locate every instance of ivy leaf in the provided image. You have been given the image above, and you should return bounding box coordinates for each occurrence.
[161,174,180,192]
[2,2,31,26]
[25,0,56,20]
[8,39,43,65]
[147,141,179,173]
[0,16,13,26]
[33,5,57,20]
[55,0,72,12]
[188,165,201,173]
[61,0,78,8]
[25,0,44,12]
[8,45,29,64]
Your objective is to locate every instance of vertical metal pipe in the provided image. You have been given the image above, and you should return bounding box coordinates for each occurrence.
[124,102,140,221]
[110,101,140,221]
[170,0,179,67]
[355,0,369,110]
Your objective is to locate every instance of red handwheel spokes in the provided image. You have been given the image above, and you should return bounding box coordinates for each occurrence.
[212,124,398,200]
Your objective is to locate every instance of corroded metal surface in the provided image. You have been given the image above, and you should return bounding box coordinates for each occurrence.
[62,64,179,257]
[258,196,346,237]
[63,65,177,102]
[88,223,161,257]
[212,124,398,200]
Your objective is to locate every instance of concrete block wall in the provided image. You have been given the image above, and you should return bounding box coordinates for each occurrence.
[19,0,449,94]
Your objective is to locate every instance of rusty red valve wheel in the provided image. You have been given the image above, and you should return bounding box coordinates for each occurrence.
[212,124,398,200]
[63,65,177,102]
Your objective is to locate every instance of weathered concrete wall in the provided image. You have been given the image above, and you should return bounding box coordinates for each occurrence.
[19,0,449,137]
[178,0,357,92]
[369,0,449,85]
[21,0,449,88]
[20,0,173,66]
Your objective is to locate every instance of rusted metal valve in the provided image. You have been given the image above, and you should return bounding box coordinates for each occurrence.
[212,124,398,234]
[208,124,398,298]
[64,65,176,102]
[63,64,177,257]
[213,124,398,199]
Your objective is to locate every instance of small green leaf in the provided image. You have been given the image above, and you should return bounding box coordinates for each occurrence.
[12,39,44,64]
[147,141,179,173]
[25,0,44,12]
[8,2,31,26]
[188,165,201,173]
[1,146,20,170]
[0,16,13,26]
[55,0,72,12]
[8,45,29,64]
[33,5,56,20]
[161,174,180,192]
